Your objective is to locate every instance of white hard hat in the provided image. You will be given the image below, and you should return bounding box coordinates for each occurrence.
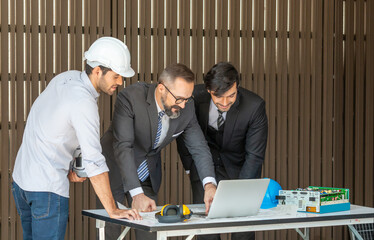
[84,37,135,78]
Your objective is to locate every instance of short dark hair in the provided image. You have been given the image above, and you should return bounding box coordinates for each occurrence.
[85,64,112,76]
[204,62,240,96]
[158,63,195,84]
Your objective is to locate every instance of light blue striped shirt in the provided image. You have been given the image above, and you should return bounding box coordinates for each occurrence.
[12,71,109,198]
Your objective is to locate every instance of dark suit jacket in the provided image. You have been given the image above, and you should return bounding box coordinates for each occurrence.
[101,82,215,193]
[177,84,268,181]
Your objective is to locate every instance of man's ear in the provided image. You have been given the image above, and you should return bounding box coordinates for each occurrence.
[92,66,102,78]
[157,82,165,92]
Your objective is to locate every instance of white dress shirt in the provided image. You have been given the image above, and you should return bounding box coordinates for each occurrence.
[12,71,109,198]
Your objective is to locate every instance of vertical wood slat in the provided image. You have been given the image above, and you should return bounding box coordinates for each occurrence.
[179,0,191,68]
[229,0,240,70]
[275,2,288,239]
[333,0,344,188]
[24,0,31,116]
[216,0,223,62]
[344,0,355,203]
[264,0,276,180]
[365,0,374,209]
[90,0,97,43]
[333,0,344,238]
[61,0,68,72]
[288,2,300,238]
[203,0,214,73]
[39,0,46,91]
[240,0,252,90]
[276,0,288,188]
[127,0,134,87]
[322,0,334,238]
[1,0,9,238]
[262,0,277,239]
[253,0,265,96]
[157,0,165,76]
[354,0,365,206]
[289,0,300,192]
[301,0,312,189]
[55,0,61,74]
[311,1,323,238]
[129,0,138,85]
[11,0,21,238]
[322,0,334,191]
[144,0,151,83]
[191,0,203,84]
[221,0,228,62]
[139,0,146,82]
[46,0,53,84]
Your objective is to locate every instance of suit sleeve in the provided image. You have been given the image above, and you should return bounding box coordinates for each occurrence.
[176,135,194,171]
[239,101,268,179]
[111,93,141,191]
[179,111,215,180]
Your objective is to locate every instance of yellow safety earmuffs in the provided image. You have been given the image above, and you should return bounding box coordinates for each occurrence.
[155,204,193,223]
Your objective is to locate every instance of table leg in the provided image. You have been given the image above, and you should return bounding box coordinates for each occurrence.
[96,219,106,240]
[185,234,195,240]
[348,225,364,240]
[157,231,168,240]
[295,228,310,240]
[117,227,131,240]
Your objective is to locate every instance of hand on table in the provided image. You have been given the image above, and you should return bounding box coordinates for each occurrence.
[204,182,216,214]
[108,208,142,220]
[132,193,157,212]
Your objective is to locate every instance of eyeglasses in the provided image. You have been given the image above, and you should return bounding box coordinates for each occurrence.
[161,83,194,104]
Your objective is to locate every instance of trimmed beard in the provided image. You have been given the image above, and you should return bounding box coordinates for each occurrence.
[161,93,181,119]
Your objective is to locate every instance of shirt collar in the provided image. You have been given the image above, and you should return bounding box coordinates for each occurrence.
[154,89,163,114]
[81,71,100,100]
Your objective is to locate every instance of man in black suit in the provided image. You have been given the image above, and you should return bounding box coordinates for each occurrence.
[100,63,217,240]
[177,62,268,240]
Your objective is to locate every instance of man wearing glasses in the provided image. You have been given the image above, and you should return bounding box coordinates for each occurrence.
[100,63,217,240]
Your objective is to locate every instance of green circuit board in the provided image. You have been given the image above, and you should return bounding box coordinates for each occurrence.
[305,186,349,203]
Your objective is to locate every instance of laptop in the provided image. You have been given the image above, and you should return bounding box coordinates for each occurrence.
[198,178,270,219]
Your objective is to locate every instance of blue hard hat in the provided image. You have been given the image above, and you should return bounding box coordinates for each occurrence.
[260,178,282,209]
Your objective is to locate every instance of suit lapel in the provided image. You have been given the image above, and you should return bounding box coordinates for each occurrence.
[146,84,158,147]
[222,91,241,146]
[158,118,178,150]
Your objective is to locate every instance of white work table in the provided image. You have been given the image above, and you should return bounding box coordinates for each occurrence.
[82,204,374,240]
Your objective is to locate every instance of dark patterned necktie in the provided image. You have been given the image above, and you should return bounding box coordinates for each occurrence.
[217,110,224,129]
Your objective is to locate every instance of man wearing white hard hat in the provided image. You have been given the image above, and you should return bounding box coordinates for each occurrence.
[11,37,141,240]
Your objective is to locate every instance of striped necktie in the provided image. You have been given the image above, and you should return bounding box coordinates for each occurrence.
[137,111,165,182]
[217,110,224,129]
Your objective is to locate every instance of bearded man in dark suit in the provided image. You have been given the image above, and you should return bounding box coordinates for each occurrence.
[177,62,268,240]
[100,63,217,240]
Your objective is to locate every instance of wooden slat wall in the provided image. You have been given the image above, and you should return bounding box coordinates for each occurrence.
[0,0,373,239]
